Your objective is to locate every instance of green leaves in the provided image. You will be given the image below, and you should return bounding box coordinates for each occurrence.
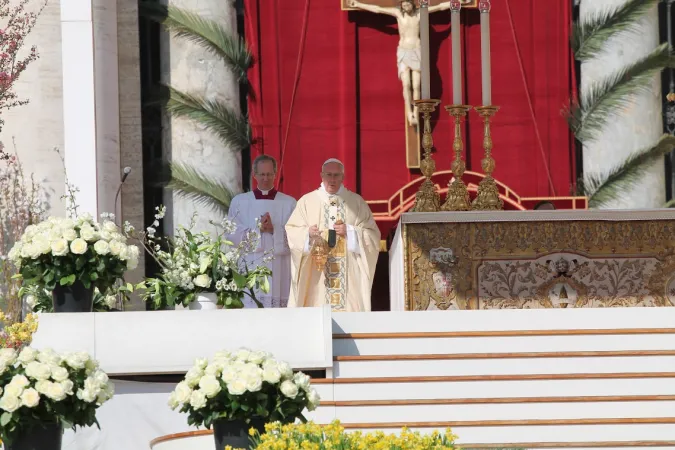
[1,412,11,427]
[165,161,235,214]
[59,274,76,286]
[572,0,660,62]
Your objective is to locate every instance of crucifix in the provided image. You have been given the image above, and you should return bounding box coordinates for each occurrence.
[343,0,477,168]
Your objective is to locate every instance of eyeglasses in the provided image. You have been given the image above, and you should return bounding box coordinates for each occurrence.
[321,172,343,179]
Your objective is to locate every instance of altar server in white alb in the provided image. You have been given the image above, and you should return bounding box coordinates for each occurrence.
[228,155,296,308]
[285,158,380,312]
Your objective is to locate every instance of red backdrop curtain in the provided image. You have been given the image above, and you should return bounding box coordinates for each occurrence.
[244,0,574,204]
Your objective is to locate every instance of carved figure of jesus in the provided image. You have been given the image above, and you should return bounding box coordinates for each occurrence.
[348,0,451,126]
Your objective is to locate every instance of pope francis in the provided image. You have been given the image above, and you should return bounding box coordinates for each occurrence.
[285,159,381,312]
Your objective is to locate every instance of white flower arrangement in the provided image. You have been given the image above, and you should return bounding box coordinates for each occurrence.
[134,208,272,309]
[8,214,139,293]
[0,347,113,445]
[169,348,320,429]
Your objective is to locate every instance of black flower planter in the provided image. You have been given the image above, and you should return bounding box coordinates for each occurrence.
[213,418,266,450]
[5,422,62,450]
[52,281,94,313]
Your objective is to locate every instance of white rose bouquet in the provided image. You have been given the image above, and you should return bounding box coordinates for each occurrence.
[169,348,320,429]
[134,207,271,309]
[0,347,113,446]
[8,214,140,293]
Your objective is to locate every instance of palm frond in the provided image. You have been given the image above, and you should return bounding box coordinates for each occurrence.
[139,1,252,83]
[572,0,659,61]
[165,86,251,151]
[583,134,675,208]
[165,161,236,213]
[568,43,674,143]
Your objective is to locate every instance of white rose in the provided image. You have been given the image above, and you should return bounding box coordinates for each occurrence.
[84,378,102,394]
[37,349,61,366]
[93,240,110,255]
[277,361,293,380]
[0,348,17,365]
[185,367,203,388]
[60,379,74,395]
[102,221,119,234]
[307,388,321,411]
[50,366,69,382]
[25,361,51,380]
[280,380,298,399]
[174,382,192,404]
[24,294,36,311]
[76,388,96,403]
[34,380,50,394]
[245,374,263,393]
[189,389,207,410]
[93,370,109,385]
[235,348,251,362]
[293,372,311,392]
[46,382,67,402]
[221,366,237,384]
[64,352,88,370]
[213,350,232,361]
[204,364,222,376]
[28,243,42,259]
[0,394,20,413]
[69,238,88,255]
[20,388,40,408]
[198,375,221,398]
[33,236,51,255]
[261,366,281,384]
[84,358,99,374]
[248,351,268,365]
[18,347,38,365]
[168,392,179,410]
[99,230,113,241]
[62,228,77,241]
[109,240,123,256]
[4,384,23,398]
[77,213,93,224]
[193,274,211,288]
[51,239,69,256]
[194,358,208,370]
[79,226,96,242]
[104,295,117,309]
[10,375,29,389]
[227,378,248,396]
[118,245,129,260]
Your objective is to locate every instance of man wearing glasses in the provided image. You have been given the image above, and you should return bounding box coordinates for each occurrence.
[285,159,380,312]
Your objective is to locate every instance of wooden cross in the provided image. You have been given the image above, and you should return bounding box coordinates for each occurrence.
[342,0,477,169]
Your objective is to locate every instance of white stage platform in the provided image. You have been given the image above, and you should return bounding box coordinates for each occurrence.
[30,306,675,449]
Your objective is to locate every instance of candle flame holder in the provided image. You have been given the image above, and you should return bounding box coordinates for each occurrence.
[472,105,503,210]
[442,105,472,211]
[411,99,441,212]
[310,237,329,271]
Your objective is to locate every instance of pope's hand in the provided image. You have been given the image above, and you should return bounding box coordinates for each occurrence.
[309,225,320,238]
[348,0,357,7]
[334,223,347,237]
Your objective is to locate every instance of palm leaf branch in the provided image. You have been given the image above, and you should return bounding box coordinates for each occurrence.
[165,86,251,151]
[568,43,674,143]
[165,162,235,213]
[583,134,675,208]
[572,0,659,61]
[139,1,252,83]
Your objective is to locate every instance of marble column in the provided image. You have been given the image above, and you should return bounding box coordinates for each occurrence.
[580,0,664,209]
[160,0,242,233]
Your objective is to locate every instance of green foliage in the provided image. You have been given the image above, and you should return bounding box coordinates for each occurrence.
[165,161,236,214]
[572,0,660,61]
[568,43,674,143]
[582,134,675,208]
[139,1,252,83]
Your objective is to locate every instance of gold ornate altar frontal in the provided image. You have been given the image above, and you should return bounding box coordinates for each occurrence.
[401,210,675,310]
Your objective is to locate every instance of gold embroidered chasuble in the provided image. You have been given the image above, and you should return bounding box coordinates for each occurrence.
[285,187,381,312]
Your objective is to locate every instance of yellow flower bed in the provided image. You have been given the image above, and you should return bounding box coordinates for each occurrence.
[225,420,459,450]
[0,313,38,349]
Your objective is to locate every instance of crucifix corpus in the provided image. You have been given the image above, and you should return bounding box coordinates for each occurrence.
[345,0,467,168]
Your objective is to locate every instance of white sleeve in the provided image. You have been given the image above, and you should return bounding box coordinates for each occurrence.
[303,234,311,254]
[347,224,361,255]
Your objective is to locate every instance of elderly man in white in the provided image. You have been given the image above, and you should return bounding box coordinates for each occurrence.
[285,159,381,312]
[228,155,296,307]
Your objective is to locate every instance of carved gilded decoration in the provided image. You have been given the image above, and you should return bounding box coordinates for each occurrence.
[404,220,675,310]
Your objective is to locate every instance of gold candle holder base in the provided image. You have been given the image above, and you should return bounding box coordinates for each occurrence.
[472,105,503,211]
[442,104,472,211]
[411,99,441,213]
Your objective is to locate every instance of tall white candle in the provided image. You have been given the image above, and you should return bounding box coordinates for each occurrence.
[450,1,462,104]
[420,0,431,99]
[479,0,492,106]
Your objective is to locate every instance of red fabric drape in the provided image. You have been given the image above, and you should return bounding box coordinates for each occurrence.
[245,0,574,201]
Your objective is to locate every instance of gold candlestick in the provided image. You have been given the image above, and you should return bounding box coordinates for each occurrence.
[442,105,472,211]
[412,99,441,212]
[472,105,503,210]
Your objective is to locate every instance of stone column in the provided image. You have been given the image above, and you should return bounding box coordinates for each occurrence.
[581,0,664,209]
[160,0,242,233]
